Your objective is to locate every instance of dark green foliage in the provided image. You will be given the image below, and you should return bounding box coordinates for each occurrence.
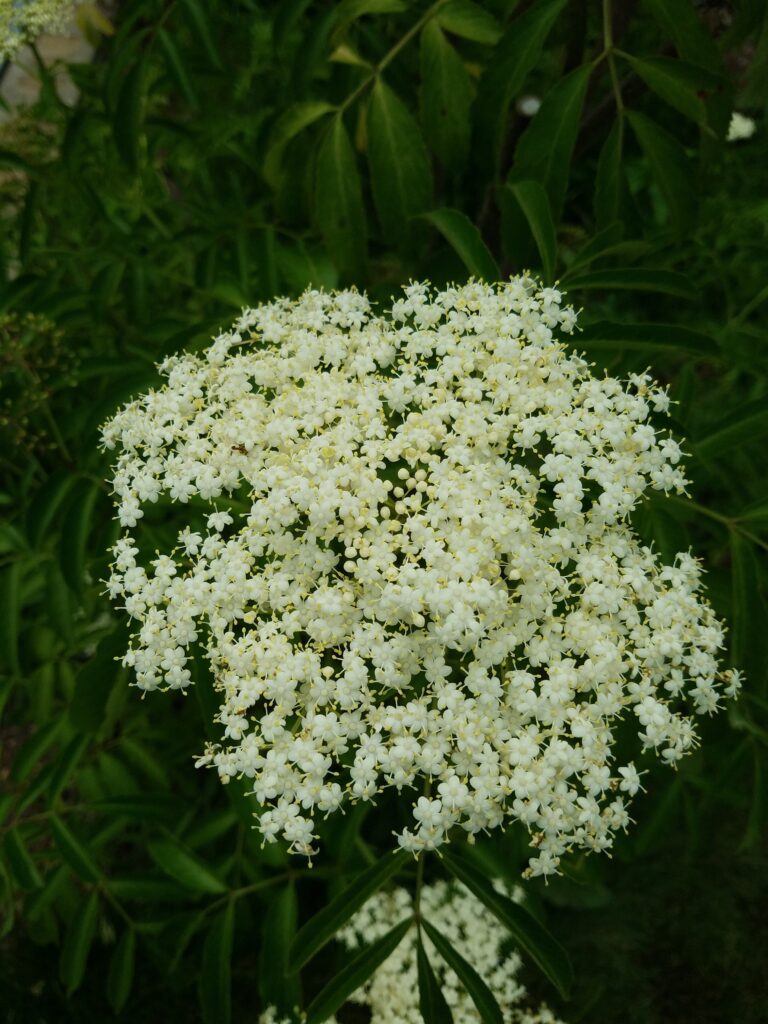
[0,2,767,1023]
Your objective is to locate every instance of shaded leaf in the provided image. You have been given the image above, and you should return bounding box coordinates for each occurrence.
[181,0,222,68]
[513,62,592,219]
[441,848,572,999]
[305,917,413,1024]
[0,560,21,675]
[626,110,695,238]
[259,885,301,1014]
[315,115,368,275]
[503,181,556,282]
[48,734,90,804]
[59,890,99,995]
[419,21,473,172]
[3,829,44,890]
[575,321,718,356]
[474,0,566,176]
[436,0,501,44]
[50,815,100,882]
[200,903,235,1024]
[594,117,624,230]
[644,0,721,70]
[148,838,227,895]
[264,101,337,188]
[418,936,454,1024]
[367,77,432,242]
[107,928,135,1013]
[420,208,499,281]
[695,401,768,459]
[730,532,768,690]
[422,919,502,1024]
[563,267,696,299]
[158,28,198,108]
[113,57,147,173]
[70,627,127,733]
[291,848,408,969]
[58,478,100,595]
[620,54,715,127]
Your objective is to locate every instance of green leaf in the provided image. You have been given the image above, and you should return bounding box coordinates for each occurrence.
[730,533,768,689]
[562,267,696,299]
[503,181,556,282]
[259,885,301,1014]
[575,321,718,356]
[513,62,592,219]
[70,627,127,733]
[0,560,21,675]
[113,57,147,173]
[620,54,715,127]
[148,839,227,895]
[694,401,768,460]
[158,28,198,108]
[644,0,721,71]
[200,903,235,1024]
[50,815,100,882]
[331,0,405,39]
[58,478,100,595]
[11,720,65,782]
[59,890,99,995]
[315,114,368,276]
[436,0,501,44]
[441,848,572,999]
[367,77,432,242]
[474,0,566,176]
[594,118,624,230]
[263,101,337,188]
[417,937,455,1024]
[421,208,499,281]
[305,917,413,1024]
[48,734,90,804]
[290,848,408,969]
[421,919,503,1024]
[180,0,222,68]
[419,21,473,172]
[107,928,135,1013]
[3,829,44,890]
[108,876,190,902]
[626,110,695,238]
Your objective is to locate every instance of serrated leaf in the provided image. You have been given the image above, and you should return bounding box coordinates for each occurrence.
[562,267,696,299]
[58,478,100,595]
[474,0,566,177]
[315,114,367,276]
[626,110,695,238]
[421,918,503,1024]
[419,21,473,172]
[436,0,501,44]
[50,815,100,882]
[148,839,227,894]
[59,890,99,995]
[259,885,301,1014]
[421,208,499,281]
[200,903,235,1024]
[3,829,44,890]
[513,62,592,219]
[503,181,556,282]
[305,917,413,1024]
[367,77,432,242]
[418,937,455,1024]
[620,54,715,127]
[290,848,408,970]
[694,402,768,460]
[441,848,572,999]
[575,321,718,355]
[107,928,135,1013]
[113,57,147,173]
[263,101,336,188]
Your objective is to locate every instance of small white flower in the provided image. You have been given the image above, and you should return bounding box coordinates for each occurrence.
[727,111,757,142]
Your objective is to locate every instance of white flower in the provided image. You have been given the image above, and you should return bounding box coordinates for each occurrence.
[102,277,737,870]
[727,111,757,142]
[0,0,81,60]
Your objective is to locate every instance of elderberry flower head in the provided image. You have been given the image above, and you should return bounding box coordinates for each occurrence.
[0,0,79,59]
[102,277,740,874]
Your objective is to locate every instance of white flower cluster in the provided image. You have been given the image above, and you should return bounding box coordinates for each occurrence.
[102,278,740,874]
[0,0,79,59]
[726,111,757,142]
[335,880,565,1024]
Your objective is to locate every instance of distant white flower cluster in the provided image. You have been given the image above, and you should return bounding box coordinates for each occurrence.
[0,0,78,59]
[727,111,757,142]
[336,880,564,1024]
[103,278,740,875]
[258,880,564,1024]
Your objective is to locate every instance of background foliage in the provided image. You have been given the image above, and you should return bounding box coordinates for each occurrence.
[0,1,767,1021]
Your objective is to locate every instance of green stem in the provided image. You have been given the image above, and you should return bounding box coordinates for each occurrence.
[602,0,624,115]
[666,495,768,554]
